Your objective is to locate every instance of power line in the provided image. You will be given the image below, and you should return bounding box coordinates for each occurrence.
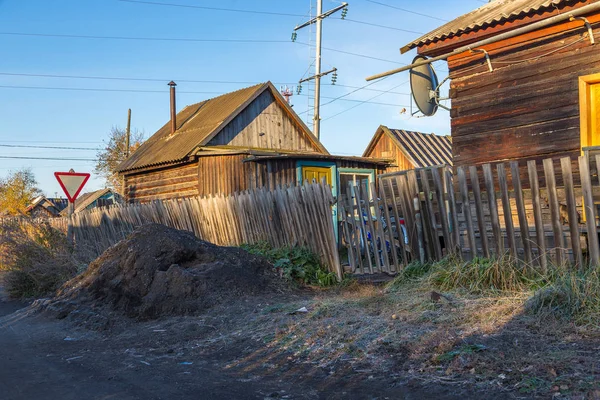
[0,144,100,150]
[118,0,306,17]
[0,72,291,85]
[336,18,423,34]
[364,0,448,22]
[0,84,407,106]
[0,85,223,94]
[0,31,290,43]
[323,81,409,121]
[0,33,404,64]
[0,71,409,94]
[118,0,421,34]
[0,156,99,161]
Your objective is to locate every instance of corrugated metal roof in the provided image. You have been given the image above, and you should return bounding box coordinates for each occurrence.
[388,128,452,167]
[364,126,452,168]
[118,83,265,172]
[402,0,574,53]
[118,82,327,172]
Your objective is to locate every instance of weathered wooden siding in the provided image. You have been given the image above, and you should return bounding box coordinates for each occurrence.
[446,14,600,167]
[125,154,385,202]
[197,155,297,196]
[208,90,322,153]
[363,132,414,172]
[125,162,199,202]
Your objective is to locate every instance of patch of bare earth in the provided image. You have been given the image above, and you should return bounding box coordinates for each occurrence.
[4,224,598,398]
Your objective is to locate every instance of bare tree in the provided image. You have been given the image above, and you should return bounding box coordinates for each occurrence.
[95,126,144,192]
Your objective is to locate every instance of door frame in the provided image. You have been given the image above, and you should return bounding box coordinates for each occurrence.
[296,160,338,240]
[579,73,600,152]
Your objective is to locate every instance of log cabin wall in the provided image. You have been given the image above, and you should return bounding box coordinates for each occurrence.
[207,90,322,152]
[124,161,199,202]
[447,13,600,168]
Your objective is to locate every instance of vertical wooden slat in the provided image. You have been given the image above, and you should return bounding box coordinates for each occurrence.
[346,184,364,273]
[527,160,548,271]
[445,169,461,254]
[382,178,409,268]
[497,163,517,259]
[457,166,477,259]
[419,169,442,260]
[362,181,382,273]
[378,182,399,272]
[397,174,419,258]
[370,181,391,273]
[543,158,565,265]
[580,155,599,266]
[354,183,374,274]
[483,164,503,256]
[433,167,452,256]
[560,157,582,267]
[469,165,490,258]
[510,161,532,264]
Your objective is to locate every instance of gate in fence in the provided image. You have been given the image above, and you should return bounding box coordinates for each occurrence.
[340,154,600,275]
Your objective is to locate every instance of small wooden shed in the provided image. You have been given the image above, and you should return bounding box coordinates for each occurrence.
[118,82,388,202]
[401,0,600,168]
[362,125,452,172]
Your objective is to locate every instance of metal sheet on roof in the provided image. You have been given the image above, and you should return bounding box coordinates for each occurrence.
[117,83,266,172]
[388,128,452,168]
[402,0,575,52]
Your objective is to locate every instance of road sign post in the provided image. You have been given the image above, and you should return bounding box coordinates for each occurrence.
[54,169,90,244]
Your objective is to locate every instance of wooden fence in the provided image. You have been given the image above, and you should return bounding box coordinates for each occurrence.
[2,183,341,280]
[341,154,600,274]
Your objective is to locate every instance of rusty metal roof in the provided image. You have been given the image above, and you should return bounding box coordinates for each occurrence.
[401,0,575,53]
[118,82,326,172]
[363,125,452,168]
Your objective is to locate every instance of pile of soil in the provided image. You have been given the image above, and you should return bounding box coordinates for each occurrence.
[42,224,283,320]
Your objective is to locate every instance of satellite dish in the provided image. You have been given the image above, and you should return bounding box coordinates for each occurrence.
[409,55,440,117]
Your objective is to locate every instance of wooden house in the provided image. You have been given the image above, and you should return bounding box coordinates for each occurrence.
[117,82,389,203]
[400,0,600,168]
[362,125,452,173]
[60,188,122,216]
[26,196,68,218]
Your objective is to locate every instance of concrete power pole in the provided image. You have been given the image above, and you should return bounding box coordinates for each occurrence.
[295,1,348,140]
[314,0,323,140]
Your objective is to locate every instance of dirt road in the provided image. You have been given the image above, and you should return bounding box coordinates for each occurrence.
[0,292,508,400]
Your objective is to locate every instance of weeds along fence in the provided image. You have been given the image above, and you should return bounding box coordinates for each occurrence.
[47,182,342,280]
[341,154,600,274]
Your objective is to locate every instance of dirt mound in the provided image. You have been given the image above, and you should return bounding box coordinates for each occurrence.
[43,224,282,320]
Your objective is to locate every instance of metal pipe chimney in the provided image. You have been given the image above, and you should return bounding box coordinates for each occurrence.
[168,81,177,134]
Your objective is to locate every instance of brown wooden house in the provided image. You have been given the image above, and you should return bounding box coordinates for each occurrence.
[362,125,452,173]
[400,0,600,168]
[118,82,388,203]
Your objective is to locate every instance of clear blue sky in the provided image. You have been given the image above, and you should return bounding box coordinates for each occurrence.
[0,0,481,196]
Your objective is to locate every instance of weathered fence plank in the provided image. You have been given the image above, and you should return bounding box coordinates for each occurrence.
[511,161,532,264]
[527,160,548,271]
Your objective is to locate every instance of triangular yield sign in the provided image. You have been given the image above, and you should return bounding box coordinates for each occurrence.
[54,171,91,203]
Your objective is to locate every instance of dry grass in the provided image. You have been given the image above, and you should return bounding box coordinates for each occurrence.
[0,219,84,298]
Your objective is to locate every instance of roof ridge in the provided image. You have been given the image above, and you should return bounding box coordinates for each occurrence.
[181,82,267,110]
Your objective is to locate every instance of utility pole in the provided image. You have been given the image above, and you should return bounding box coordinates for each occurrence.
[294,1,347,140]
[125,108,131,158]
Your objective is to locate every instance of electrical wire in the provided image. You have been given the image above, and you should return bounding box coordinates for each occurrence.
[323,80,409,121]
[0,32,403,64]
[118,0,421,34]
[364,0,448,22]
[0,32,290,43]
[118,0,306,17]
[0,144,101,150]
